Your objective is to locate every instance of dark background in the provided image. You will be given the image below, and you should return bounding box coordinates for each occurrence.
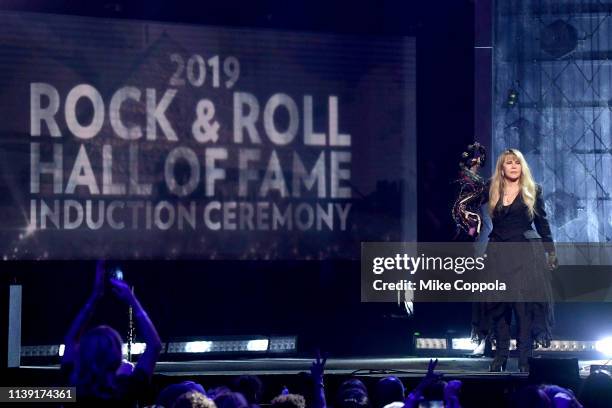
[2,0,609,358]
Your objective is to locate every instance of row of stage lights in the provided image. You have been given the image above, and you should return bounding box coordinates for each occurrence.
[20,336,297,358]
[21,336,612,358]
[415,337,612,357]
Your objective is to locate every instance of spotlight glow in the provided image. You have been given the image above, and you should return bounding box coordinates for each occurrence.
[246,339,269,351]
[24,222,36,238]
[121,342,146,355]
[184,341,213,353]
[415,338,447,350]
[595,337,612,356]
[131,343,146,355]
[452,337,477,351]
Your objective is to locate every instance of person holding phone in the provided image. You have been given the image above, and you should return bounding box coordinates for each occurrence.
[61,260,162,407]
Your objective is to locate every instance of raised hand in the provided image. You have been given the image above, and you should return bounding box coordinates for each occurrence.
[404,359,444,408]
[311,349,327,380]
[426,358,442,381]
[311,349,328,408]
[109,278,135,305]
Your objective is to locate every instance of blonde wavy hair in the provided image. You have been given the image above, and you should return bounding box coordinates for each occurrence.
[488,148,537,218]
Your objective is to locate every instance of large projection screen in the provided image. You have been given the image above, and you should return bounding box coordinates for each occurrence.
[0,11,416,260]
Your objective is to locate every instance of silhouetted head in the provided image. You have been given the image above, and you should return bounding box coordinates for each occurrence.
[157,381,207,408]
[270,394,306,408]
[214,392,249,408]
[375,376,405,407]
[207,386,231,400]
[337,388,370,408]
[513,385,551,408]
[579,370,612,408]
[72,325,123,398]
[338,378,368,396]
[232,375,263,405]
[336,379,369,408]
[173,391,217,408]
[540,384,576,403]
[422,380,447,403]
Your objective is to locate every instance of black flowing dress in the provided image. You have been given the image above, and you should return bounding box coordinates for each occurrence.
[472,184,555,352]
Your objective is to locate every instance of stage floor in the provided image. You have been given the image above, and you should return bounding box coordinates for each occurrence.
[145,356,603,378]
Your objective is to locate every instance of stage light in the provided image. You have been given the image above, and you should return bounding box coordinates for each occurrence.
[542,340,594,353]
[247,339,269,351]
[415,338,447,350]
[451,338,476,351]
[506,89,519,107]
[21,336,296,359]
[184,341,213,353]
[22,343,150,357]
[175,337,289,354]
[545,341,593,352]
[21,344,62,357]
[122,342,146,355]
[269,336,297,353]
[595,337,612,356]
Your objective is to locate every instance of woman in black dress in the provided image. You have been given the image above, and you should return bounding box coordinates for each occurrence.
[477,148,558,372]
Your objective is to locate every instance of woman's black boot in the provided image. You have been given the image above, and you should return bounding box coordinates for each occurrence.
[489,356,508,372]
